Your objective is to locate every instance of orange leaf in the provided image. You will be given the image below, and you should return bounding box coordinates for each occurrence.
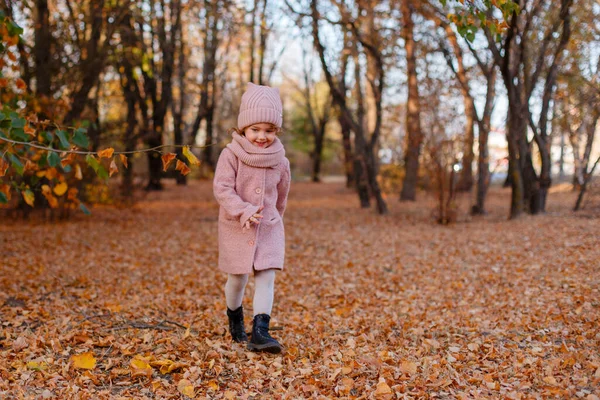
[71,352,96,370]
[0,78,8,88]
[23,160,38,173]
[161,153,177,172]
[109,159,118,177]
[374,378,392,396]
[120,154,128,168]
[16,78,27,90]
[0,158,9,177]
[97,148,114,159]
[175,160,191,176]
[400,360,418,375]
[41,184,58,208]
[61,153,76,167]
[24,125,36,136]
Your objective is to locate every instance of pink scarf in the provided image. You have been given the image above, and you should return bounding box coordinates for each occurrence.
[226,132,285,168]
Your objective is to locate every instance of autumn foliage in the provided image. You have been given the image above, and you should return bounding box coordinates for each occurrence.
[1,182,599,398]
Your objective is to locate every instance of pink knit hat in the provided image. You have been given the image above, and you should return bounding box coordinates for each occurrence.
[237,82,283,130]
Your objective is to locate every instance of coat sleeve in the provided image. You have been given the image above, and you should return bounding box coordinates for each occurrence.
[276,158,291,218]
[213,148,260,227]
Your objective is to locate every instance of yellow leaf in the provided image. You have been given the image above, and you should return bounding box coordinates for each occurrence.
[374,378,392,396]
[27,361,48,371]
[120,154,128,168]
[53,182,68,196]
[161,153,177,172]
[75,164,83,180]
[207,379,219,391]
[130,356,153,378]
[71,352,96,370]
[22,190,35,207]
[109,159,118,177]
[183,146,201,166]
[150,359,186,374]
[175,160,191,176]
[177,379,195,398]
[97,148,114,159]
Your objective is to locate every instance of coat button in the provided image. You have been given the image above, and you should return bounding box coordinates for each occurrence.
[248,240,254,246]
[255,188,262,194]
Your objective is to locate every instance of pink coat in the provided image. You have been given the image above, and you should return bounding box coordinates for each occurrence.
[213,134,291,275]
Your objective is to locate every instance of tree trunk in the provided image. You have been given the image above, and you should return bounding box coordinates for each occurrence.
[34,0,51,97]
[311,131,324,182]
[64,0,107,124]
[340,115,354,188]
[457,96,475,191]
[472,72,495,215]
[400,2,423,201]
[507,104,526,218]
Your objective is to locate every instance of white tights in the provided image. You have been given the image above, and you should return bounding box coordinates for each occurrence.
[225,269,276,316]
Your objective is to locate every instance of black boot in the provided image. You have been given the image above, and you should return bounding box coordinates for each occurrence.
[227,306,248,343]
[247,314,282,354]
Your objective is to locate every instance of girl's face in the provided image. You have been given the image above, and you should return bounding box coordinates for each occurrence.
[243,123,278,148]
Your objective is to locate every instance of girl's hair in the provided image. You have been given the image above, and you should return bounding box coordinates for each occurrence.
[229,123,282,136]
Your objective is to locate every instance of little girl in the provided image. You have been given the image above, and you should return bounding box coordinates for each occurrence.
[213,83,291,354]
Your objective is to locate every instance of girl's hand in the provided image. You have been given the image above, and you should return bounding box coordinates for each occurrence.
[243,206,264,231]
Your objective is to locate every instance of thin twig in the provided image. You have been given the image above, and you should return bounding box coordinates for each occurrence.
[0,136,220,156]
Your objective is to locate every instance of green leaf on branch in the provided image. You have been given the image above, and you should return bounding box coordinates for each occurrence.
[56,130,70,149]
[47,151,60,168]
[73,128,89,149]
[44,131,54,142]
[10,116,25,129]
[7,20,24,36]
[0,191,7,204]
[10,128,27,141]
[8,154,23,176]
[85,154,108,179]
[79,203,91,215]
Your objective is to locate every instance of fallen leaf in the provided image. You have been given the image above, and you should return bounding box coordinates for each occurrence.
[71,352,96,370]
[374,377,392,395]
[177,379,195,397]
[130,356,153,377]
[400,360,418,375]
[13,336,28,351]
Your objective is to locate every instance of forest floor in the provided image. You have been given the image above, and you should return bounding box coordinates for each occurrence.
[1,181,599,399]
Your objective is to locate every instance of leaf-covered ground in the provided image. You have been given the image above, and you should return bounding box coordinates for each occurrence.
[1,181,599,399]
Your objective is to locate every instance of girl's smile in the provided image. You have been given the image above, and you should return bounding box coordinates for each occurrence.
[244,123,278,148]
